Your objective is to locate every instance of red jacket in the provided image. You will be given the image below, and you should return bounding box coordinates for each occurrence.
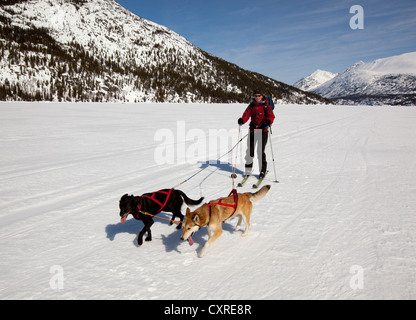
[241,99,275,131]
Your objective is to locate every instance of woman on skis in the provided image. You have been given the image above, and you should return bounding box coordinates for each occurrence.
[238,89,275,179]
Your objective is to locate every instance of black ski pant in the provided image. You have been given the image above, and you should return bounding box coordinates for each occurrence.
[245,129,268,174]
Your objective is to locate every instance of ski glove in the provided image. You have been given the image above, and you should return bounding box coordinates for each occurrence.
[238,118,244,125]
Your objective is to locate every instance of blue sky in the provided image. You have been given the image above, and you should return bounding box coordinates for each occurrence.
[115,0,416,84]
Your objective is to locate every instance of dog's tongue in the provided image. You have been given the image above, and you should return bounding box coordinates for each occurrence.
[187,234,194,246]
[121,216,127,224]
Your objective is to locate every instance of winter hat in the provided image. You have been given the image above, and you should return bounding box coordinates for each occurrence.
[253,89,263,96]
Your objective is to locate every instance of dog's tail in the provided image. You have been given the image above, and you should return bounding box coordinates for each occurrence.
[249,185,271,202]
[177,189,204,206]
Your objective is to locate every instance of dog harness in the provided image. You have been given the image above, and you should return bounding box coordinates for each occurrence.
[207,189,238,222]
[136,188,174,219]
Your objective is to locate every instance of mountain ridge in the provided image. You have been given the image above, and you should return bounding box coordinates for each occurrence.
[294,52,416,106]
[293,69,337,92]
[0,0,331,104]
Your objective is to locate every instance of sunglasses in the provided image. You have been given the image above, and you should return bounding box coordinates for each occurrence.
[254,94,262,97]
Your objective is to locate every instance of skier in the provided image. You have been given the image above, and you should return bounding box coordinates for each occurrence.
[238,89,275,180]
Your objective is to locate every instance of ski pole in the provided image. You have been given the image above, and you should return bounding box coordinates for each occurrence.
[268,129,279,183]
[231,126,241,188]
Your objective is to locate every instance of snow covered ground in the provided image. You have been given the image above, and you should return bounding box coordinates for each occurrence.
[1,102,415,300]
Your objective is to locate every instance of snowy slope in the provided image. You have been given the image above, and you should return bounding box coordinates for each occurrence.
[315,52,416,97]
[314,52,416,105]
[0,0,329,104]
[293,52,416,106]
[6,0,195,59]
[1,102,416,300]
[293,70,337,92]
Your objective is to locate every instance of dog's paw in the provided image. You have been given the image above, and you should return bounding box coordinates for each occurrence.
[199,246,208,258]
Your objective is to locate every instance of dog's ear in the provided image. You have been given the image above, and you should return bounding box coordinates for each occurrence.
[193,214,200,223]
[186,208,191,216]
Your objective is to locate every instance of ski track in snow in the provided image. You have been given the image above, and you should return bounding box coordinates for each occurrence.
[0,102,415,300]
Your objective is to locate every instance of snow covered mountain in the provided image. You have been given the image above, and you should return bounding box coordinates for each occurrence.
[293,69,337,92]
[0,0,331,104]
[294,52,416,106]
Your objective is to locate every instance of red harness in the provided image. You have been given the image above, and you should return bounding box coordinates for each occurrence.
[136,188,173,219]
[207,189,238,222]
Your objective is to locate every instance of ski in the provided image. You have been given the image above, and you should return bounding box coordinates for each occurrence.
[252,171,269,189]
[252,177,265,189]
[237,175,250,187]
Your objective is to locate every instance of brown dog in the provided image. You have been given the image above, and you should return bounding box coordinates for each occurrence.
[181,185,271,257]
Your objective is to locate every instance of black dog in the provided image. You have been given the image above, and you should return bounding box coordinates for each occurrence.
[119,188,203,246]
